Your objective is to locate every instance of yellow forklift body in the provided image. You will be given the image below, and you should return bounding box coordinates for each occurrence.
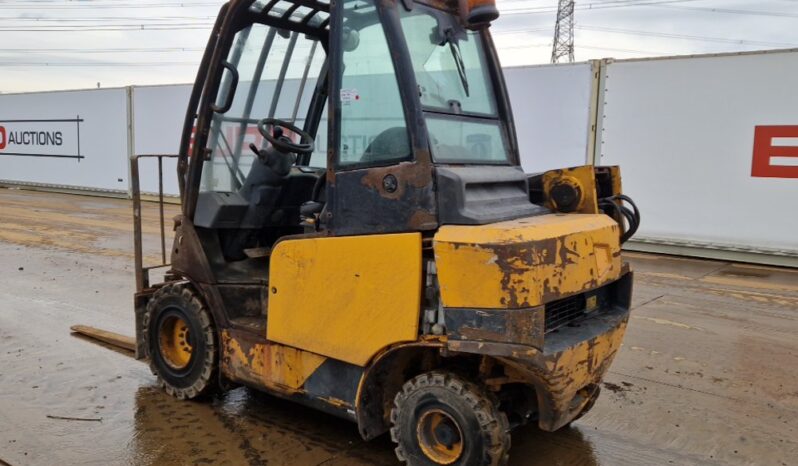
[267,233,423,366]
[434,213,622,309]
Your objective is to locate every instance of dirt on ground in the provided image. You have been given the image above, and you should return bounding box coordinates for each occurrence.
[0,188,796,466]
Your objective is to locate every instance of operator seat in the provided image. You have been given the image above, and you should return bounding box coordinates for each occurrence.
[215,144,296,260]
[360,126,411,163]
[237,144,296,228]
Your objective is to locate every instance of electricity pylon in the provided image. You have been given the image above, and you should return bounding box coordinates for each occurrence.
[551,0,575,63]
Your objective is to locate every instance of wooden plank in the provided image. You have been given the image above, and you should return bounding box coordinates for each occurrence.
[70,325,136,352]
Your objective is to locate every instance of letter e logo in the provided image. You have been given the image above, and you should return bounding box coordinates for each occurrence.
[752,126,798,178]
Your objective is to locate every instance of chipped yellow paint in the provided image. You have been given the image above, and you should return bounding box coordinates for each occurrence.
[221,330,326,391]
[434,214,622,309]
[268,344,327,389]
[497,319,628,430]
[267,233,422,366]
[594,243,613,280]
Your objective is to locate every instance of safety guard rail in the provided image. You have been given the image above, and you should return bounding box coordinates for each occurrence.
[131,154,179,293]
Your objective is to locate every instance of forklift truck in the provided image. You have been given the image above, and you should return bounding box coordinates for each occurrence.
[130,0,640,464]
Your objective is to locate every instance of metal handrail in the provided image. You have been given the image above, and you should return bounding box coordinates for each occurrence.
[131,153,180,293]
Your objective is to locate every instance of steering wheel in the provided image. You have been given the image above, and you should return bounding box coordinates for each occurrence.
[256,118,315,155]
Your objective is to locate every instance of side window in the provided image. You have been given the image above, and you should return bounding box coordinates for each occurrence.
[338,1,410,167]
[201,24,325,192]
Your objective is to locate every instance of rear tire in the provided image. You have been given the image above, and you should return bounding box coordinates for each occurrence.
[390,372,510,466]
[143,283,218,400]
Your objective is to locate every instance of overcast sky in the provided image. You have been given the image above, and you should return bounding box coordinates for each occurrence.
[0,0,797,93]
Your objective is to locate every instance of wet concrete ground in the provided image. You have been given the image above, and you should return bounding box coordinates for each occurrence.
[0,188,796,466]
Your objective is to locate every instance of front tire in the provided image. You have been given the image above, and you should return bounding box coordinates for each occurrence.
[390,372,510,466]
[143,283,218,400]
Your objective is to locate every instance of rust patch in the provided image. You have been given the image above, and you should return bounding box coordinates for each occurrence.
[558,238,580,266]
[407,210,438,230]
[490,239,558,307]
[331,159,437,235]
[221,329,267,388]
[221,329,306,396]
[359,161,432,201]
[452,307,545,349]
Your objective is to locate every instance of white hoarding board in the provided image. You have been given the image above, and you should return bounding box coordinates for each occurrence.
[0,88,129,192]
[2,64,596,194]
[598,51,798,258]
[503,63,596,173]
[132,84,193,196]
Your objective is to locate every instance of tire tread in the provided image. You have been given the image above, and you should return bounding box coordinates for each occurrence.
[390,371,511,466]
[143,283,218,400]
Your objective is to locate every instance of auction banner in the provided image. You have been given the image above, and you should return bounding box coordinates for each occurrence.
[0,88,129,192]
[0,117,83,159]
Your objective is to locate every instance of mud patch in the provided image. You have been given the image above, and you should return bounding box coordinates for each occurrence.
[602,381,632,394]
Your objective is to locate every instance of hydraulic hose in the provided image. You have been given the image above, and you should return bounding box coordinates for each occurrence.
[598,194,640,244]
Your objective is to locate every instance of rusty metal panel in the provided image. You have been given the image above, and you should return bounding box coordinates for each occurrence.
[328,161,437,236]
[444,307,545,349]
[221,329,327,392]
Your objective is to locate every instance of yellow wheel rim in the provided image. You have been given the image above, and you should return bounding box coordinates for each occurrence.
[416,409,464,465]
[158,315,192,370]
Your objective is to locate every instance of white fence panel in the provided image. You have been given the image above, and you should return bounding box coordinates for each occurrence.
[1,65,598,194]
[598,51,798,259]
[132,84,193,196]
[503,63,596,173]
[0,88,129,192]
[4,52,796,265]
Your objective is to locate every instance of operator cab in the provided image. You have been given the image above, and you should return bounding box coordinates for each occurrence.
[180,0,540,283]
[190,10,329,264]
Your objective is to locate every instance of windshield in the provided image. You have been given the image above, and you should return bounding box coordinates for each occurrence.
[402,9,495,115]
[400,6,509,164]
